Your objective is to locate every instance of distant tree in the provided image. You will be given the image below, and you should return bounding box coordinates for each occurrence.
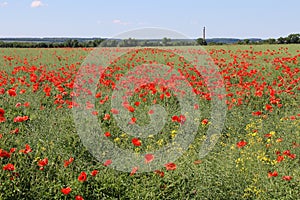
[243,39,250,44]
[287,34,300,43]
[140,40,149,47]
[277,37,285,44]
[128,38,138,46]
[93,39,104,47]
[72,39,79,47]
[162,37,171,46]
[208,42,224,45]
[64,39,72,47]
[118,38,137,47]
[38,42,48,48]
[196,38,207,45]
[266,38,276,44]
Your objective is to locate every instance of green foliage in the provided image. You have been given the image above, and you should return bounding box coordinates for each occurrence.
[0,45,299,199]
[196,38,207,46]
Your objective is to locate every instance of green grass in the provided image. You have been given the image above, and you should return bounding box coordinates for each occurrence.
[0,45,299,199]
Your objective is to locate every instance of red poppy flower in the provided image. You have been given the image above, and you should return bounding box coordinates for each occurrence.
[288,154,296,159]
[171,115,186,124]
[19,89,26,94]
[145,154,154,163]
[91,170,99,177]
[252,111,262,116]
[38,158,48,166]
[236,140,247,148]
[283,150,290,155]
[91,111,98,116]
[282,150,296,159]
[179,115,186,124]
[103,159,112,166]
[75,195,84,200]
[130,167,138,176]
[268,170,278,178]
[24,102,30,107]
[201,119,209,125]
[95,92,102,98]
[194,160,202,165]
[3,163,15,171]
[0,108,6,123]
[99,95,109,104]
[10,128,19,134]
[78,171,87,182]
[104,132,111,137]
[126,105,135,112]
[282,176,292,181]
[64,157,74,168]
[0,88,5,95]
[277,155,284,162]
[165,91,171,98]
[265,104,273,111]
[0,116,6,123]
[10,148,16,153]
[148,110,154,114]
[132,138,141,146]
[290,116,296,120]
[103,114,110,120]
[38,158,48,170]
[172,115,179,122]
[111,108,119,114]
[61,187,71,195]
[13,116,29,123]
[0,108,5,117]
[160,93,164,100]
[129,117,137,124]
[0,149,11,158]
[7,88,17,97]
[19,144,32,154]
[264,133,272,138]
[154,170,164,177]
[85,101,94,110]
[164,162,176,170]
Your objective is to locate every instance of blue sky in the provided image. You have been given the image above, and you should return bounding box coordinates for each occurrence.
[0,0,299,39]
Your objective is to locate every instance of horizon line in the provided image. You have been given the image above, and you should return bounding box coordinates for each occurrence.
[0,36,272,40]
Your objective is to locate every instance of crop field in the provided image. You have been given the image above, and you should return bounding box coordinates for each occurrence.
[0,44,299,199]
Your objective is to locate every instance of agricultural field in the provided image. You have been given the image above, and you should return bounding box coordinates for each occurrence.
[0,44,299,199]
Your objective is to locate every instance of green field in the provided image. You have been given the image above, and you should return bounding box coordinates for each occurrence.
[0,44,299,199]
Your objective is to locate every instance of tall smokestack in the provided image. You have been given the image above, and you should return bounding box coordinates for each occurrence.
[203,26,206,41]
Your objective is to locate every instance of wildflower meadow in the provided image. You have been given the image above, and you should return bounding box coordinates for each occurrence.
[0,44,299,199]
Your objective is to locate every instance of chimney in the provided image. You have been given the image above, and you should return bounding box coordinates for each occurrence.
[203,27,206,41]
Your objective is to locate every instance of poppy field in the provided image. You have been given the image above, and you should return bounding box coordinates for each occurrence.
[0,44,299,199]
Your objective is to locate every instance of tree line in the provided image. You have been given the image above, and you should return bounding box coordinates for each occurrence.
[0,39,105,48]
[0,34,299,48]
[236,34,300,45]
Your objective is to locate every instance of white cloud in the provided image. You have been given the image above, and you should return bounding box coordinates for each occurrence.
[31,1,45,8]
[0,2,8,7]
[112,19,130,26]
